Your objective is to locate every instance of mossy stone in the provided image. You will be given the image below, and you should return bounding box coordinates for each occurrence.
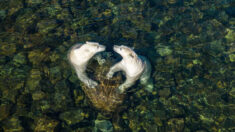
[159,88,171,98]
[229,54,235,62]
[49,51,60,62]
[32,91,46,101]
[25,0,43,6]
[13,52,26,66]
[0,10,6,20]
[166,118,184,132]
[59,109,87,125]
[2,116,24,131]
[200,114,214,126]
[94,120,113,132]
[0,104,11,121]
[0,42,16,56]
[229,87,235,98]
[225,28,235,42]
[8,0,23,15]
[28,49,50,66]
[26,69,41,91]
[37,20,58,34]
[156,46,173,56]
[14,8,37,31]
[34,117,59,131]
[49,66,62,84]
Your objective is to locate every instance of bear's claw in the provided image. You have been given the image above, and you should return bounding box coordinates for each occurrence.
[117,85,125,93]
[106,72,113,79]
[87,79,98,88]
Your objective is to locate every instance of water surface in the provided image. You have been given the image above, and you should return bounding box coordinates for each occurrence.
[0,0,234,131]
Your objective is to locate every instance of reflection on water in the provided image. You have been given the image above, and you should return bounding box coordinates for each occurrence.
[0,0,235,131]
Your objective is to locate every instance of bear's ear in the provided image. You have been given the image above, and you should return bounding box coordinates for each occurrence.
[74,44,82,49]
[129,53,136,59]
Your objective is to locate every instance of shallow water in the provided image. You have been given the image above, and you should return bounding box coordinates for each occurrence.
[0,0,235,131]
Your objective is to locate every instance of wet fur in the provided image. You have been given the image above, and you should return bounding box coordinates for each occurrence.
[107,45,153,93]
[68,42,105,88]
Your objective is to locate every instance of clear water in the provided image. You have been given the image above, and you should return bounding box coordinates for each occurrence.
[0,0,234,131]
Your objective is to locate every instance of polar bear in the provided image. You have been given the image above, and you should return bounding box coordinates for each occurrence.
[106,45,153,93]
[68,41,106,88]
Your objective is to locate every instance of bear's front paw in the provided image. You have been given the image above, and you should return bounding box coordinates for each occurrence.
[87,79,98,88]
[117,85,125,93]
[106,72,113,79]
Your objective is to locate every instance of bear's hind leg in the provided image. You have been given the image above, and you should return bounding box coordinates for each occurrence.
[76,69,98,88]
[140,60,154,92]
[118,77,136,93]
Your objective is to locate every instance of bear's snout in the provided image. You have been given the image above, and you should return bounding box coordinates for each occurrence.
[113,45,120,52]
[99,45,106,52]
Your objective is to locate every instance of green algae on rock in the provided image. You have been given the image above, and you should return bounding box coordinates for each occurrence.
[229,87,235,98]
[28,48,50,66]
[34,117,59,132]
[2,116,24,131]
[166,118,184,132]
[13,52,26,66]
[229,54,235,62]
[37,19,59,34]
[0,42,16,56]
[155,45,173,56]
[0,10,6,20]
[25,69,41,92]
[49,66,62,84]
[94,120,114,132]
[225,28,235,42]
[32,90,46,101]
[0,104,12,121]
[59,109,88,125]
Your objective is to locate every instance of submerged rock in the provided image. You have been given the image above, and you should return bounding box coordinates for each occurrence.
[28,48,50,66]
[222,117,235,130]
[14,8,37,32]
[155,46,173,56]
[25,0,43,6]
[25,69,41,92]
[0,10,6,20]
[49,66,62,84]
[159,88,171,98]
[80,54,125,113]
[37,19,58,34]
[13,52,26,66]
[50,80,72,112]
[32,91,46,101]
[225,28,235,42]
[59,109,88,125]
[0,104,12,121]
[49,51,60,62]
[94,120,113,132]
[2,116,24,131]
[229,54,235,62]
[200,114,214,127]
[0,42,16,56]
[7,0,23,16]
[0,56,6,64]
[229,87,235,98]
[167,118,184,131]
[34,117,59,132]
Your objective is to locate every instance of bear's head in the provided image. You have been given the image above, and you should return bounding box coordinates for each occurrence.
[113,45,137,60]
[69,41,106,65]
[80,41,106,53]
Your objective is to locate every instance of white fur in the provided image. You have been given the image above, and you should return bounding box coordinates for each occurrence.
[68,41,106,88]
[107,45,153,93]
